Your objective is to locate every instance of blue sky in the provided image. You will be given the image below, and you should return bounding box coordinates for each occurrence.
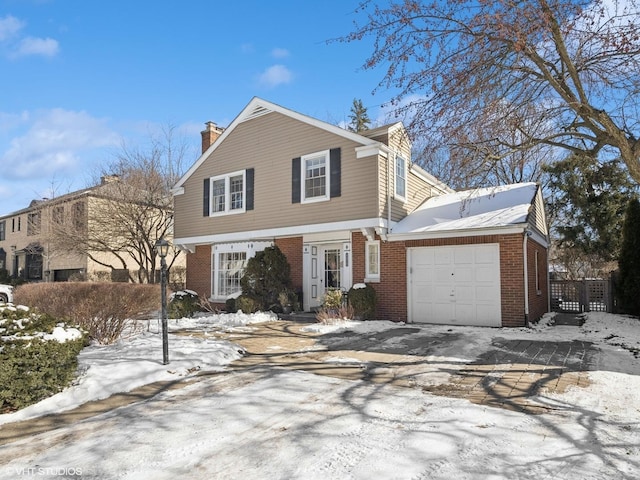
[0,0,397,216]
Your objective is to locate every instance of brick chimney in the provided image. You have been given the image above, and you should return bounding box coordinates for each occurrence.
[201,121,224,153]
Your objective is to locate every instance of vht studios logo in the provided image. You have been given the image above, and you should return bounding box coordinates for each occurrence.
[10,466,85,476]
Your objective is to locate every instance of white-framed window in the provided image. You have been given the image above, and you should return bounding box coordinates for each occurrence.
[211,241,272,300]
[365,240,380,281]
[395,155,407,200]
[302,150,330,203]
[209,170,246,215]
[216,251,247,298]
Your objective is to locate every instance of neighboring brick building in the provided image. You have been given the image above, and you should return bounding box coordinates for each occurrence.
[173,97,549,327]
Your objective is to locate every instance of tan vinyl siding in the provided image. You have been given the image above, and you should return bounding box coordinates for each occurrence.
[375,128,433,222]
[175,112,381,238]
[529,188,548,237]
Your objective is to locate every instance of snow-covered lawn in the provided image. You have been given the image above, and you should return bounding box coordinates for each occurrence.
[0,311,639,479]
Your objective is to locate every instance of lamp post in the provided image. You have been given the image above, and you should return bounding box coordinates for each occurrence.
[154,237,170,365]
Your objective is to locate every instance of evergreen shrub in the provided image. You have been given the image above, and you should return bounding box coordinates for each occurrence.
[348,283,377,320]
[169,290,200,318]
[240,245,292,311]
[0,305,87,412]
[235,295,261,314]
[617,199,640,316]
[225,297,237,313]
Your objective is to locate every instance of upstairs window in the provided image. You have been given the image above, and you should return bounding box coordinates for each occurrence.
[395,155,407,200]
[303,150,329,203]
[0,221,5,241]
[72,202,86,231]
[27,212,41,236]
[206,170,250,216]
[53,205,64,224]
[292,148,341,204]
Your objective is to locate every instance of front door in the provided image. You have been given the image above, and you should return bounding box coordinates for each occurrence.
[304,242,351,310]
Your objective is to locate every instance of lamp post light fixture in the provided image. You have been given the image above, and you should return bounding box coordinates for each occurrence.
[154,237,170,365]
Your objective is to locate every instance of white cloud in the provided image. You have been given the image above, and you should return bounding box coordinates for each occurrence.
[0,14,59,59]
[271,48,290,59]
[12,36,59,58]
[1,109,119,180]
[0,15,24,41]
[258,64,293,88]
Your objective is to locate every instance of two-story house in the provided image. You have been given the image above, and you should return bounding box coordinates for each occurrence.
[0,176,185,285]
[173,97,549,327]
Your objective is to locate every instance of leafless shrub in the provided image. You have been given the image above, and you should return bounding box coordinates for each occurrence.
[316,305,355,324]
[14,282,161,344]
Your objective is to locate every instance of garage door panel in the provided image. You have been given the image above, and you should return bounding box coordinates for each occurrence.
[453,266,473,282]
[454,248,474,264]
[475,245,497,263]
[476,284,497,300]
[434,267,453,282]
[476,305,499,323]
[475,265,496,282]
[435,249,453,265]
[409,244,501,327]
[433,302,454,321]
[414,283,434,301]
[454,284,474,299]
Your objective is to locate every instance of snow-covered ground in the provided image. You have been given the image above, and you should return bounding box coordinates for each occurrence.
[0,311,639,479]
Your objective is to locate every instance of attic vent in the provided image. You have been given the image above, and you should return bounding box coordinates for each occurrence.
[241,105,273,122]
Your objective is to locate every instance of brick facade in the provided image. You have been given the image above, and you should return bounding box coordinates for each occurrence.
[527,239,549,324]
[186,245,212,299]
[186,232,548,328]
[275,237,303,292]
[351,231,548,327]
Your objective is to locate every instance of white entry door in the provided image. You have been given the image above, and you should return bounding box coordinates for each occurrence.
[408,244,501,326]
[304,242,352,310]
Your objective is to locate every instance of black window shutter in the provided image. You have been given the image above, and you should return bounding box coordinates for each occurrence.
[203,178,210,216]
[245,168,254,211]
[330,148,341,198]
[292,157,301,204]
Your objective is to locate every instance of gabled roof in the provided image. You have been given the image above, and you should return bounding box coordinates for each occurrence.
[391,182,541,238]
[174,97,389,190]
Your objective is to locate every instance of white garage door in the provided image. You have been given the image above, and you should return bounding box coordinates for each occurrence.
[408,244,501,327]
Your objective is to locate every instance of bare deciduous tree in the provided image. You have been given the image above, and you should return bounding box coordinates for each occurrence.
[344,0,640,183]
[49,125,192,283]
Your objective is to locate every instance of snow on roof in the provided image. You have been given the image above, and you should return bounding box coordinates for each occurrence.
[392,182,538,235]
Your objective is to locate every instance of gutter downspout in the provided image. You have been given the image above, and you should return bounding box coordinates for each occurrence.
[387,151,393,241]
[523,228,530,326]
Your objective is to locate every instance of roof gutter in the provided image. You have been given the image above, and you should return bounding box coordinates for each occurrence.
[386,224,529,242]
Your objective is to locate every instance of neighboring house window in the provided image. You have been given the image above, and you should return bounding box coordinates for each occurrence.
[53,205,64,224]
[0,221,5,241]
[365,240,380,281]
[395,155,407,200]
[12,217,20,232]
[72,202,85,231]
[27,212,41,236]
[215,251,247,298]
[291,148,341,204]
[208,170,247,216]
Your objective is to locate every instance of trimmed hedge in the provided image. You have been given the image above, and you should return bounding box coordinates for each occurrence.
[0,305,87,412]
[348,284,377,320]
